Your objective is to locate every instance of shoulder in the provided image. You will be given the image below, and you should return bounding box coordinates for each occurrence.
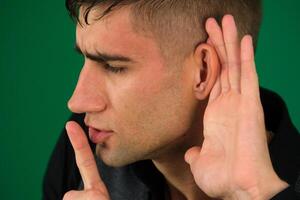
[259,87,287,131]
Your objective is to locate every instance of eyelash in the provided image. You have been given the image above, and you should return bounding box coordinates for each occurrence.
[103,63,126,74]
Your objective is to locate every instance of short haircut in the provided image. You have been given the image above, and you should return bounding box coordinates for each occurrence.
[66,0,262,66]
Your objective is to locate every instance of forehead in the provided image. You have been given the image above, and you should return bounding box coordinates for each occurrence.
[76,7,163,62]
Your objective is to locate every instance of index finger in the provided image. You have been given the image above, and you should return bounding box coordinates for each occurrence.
[66,121,103,189]
[206,17,230,93]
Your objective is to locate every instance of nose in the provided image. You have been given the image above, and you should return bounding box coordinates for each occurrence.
[68,64,107,113]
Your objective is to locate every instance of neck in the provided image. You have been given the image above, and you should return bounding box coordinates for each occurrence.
[153,149,214,200]
[151,110,213,200]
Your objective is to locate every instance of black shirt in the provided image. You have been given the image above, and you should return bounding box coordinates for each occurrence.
[43,88,300,200]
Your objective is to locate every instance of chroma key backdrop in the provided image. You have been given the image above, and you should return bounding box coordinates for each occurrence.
[0,0,299,199]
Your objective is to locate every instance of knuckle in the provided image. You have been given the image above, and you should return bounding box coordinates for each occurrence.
[215,42,226,48]
[86,190,106,199]
[220,60,229,68]
[220,60,226,66]
[63,190,75,200]
[227,60,241,66]
[78,157,95,168]
[241,58,253,63]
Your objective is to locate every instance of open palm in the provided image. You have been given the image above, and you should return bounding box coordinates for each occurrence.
[185,15,288,200]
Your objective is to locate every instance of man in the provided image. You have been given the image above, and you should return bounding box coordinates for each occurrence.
[43,0,300,199]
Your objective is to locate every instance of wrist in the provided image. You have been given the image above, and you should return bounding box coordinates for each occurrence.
[256,177,289,200]
[224,176,289,200]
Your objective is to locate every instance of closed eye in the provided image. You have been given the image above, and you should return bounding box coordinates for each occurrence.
[74,45,128,74]
[103,63,126,73]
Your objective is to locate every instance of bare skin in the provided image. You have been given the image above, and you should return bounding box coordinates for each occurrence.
[185,15,289,199]
[64,10,288,200]
[64,121,110,200]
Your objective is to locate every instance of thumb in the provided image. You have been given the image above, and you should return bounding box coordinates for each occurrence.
[185,146,201,165]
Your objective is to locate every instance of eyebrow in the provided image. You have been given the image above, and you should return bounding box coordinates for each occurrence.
[74,43,134,63]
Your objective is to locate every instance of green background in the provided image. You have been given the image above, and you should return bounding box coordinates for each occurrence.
[0,0,299,199]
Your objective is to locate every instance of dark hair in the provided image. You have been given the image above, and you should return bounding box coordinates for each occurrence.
[66,0,262,66]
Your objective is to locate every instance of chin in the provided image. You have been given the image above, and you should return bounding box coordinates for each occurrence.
[95,144,142,167]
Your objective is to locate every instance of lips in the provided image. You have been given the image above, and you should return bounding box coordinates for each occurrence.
[88,126,113,144]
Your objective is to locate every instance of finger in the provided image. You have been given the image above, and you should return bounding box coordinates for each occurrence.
[63,190,80,200]
[240,35,259,98]
[222,15,241,92]
[206,18,230,93]
[63,190,106,200]
[206,19,227,68]
[66,121,103,190]
[185,146,201,165]
[207,38,221,101]
[208,74,221,102]
[206,37,213,45]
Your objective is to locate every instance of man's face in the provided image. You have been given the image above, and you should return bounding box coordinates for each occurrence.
[68,7,201,166]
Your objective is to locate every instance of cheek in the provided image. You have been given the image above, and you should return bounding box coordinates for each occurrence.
[109,69,167,129]
[109,68,196,140]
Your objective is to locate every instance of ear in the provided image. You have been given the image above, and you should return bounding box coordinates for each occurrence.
[193,43,219,100]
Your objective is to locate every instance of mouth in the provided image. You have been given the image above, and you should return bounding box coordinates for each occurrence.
[88,126,114,144]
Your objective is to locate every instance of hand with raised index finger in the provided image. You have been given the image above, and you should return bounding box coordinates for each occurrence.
[185,15,289,200]
[63,121,110,200]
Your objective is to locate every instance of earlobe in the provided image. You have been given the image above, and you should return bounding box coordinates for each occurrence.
[193,43,219,100]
